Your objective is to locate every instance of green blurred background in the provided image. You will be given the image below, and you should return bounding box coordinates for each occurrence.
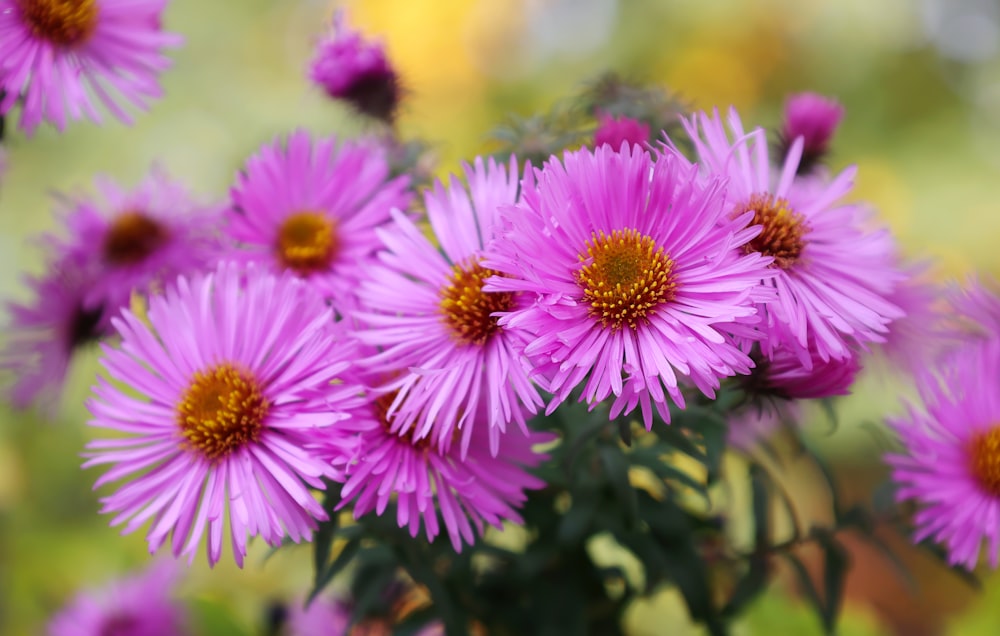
[3,0,1000,633]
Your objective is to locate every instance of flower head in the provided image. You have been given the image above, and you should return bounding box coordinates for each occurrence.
[1,250,113,410]
[681,108,903,366]
[742,341,860,402]
[484,144,774,428]
[335,380,551,552]
[226,130,411,310]
[0,0,182,134]
[47,560,188,636]
[594,112,650,151]
[52,168,224,312]
[886,337,1000,570]
[352,156,542,456]
[84,263,364,566]
[778,92,844,174]
[309,9,400,123]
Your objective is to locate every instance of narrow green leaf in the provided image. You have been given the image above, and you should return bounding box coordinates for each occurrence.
[815,530,850,634]
[598,445,639,527]
[781,553,826,633]
[309,537,360,604]
[557,492,599,545]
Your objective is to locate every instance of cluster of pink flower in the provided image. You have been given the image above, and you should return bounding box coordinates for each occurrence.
[5,1,1000,618]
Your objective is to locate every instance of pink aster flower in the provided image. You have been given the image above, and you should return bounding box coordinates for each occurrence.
[743,341,860,402]
[335,382,551,552]
[1,250,113,410]
[680,108,904,366]
[352,156,542,456]
[84,262,364,567]
[226,130,411,310]
[778,92,844,174]
[309,9,400,123]
[0,0,182,134]
[51,168,224,312]
[283,595,351,636]
[727,402,797,453]
[594,112,650,151]
[944,275,1000,342]
[47,560,189,636]
[875,260,948,372]
[483,144,775,428]
[886,337,1000,570]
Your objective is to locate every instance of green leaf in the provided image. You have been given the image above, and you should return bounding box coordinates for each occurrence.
[723,555,771,618]
[781,553,826,633]
[598,445,639,528]
[557,491,599,545]
[309,536,361,604]
[815,530,850,634]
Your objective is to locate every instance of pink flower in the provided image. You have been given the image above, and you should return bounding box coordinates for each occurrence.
[886,337,1000,569]
[352,156,542,456]
[47,560,189,636]
[335,380,551,552]
[483,144,775,428]
[84,263,364,566]
[309,9,400,122]
[51,168,224,312]
[284,595,351,636]
[594,112,650,151]
[1,250,112,410]
[226,130,411,310]
[681,108,904,367]
[778,92,844,173]
[0,0,182,134]
[744,341,860,401]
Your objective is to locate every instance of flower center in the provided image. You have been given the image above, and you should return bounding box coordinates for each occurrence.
[67,302,105,349]
[969,427,1000,497]
[276,211,339,275]
[439,259,514,345]
[17,0,99,47]
[177,364,269,461]
[102,211,170,266]
[373,390,433,452]
[739,193,808,269]
[574,228,677,330]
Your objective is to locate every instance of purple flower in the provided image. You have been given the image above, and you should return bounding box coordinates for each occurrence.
[484,144,775,428]
[778,92,844,174]
[0,0,182,134]
[335,381,551,552]
[309,9,400,123]
[84,263,364,567]
[681,108,904,367]
[594,112,650,151]
[284,595,351,636]
[352,156,542,456]
[1,250,112,410]
[47,560,189,636]
[744,341,860,401]
[886,337,1000,570]
[226,130,411,310]
[51,168,224,312]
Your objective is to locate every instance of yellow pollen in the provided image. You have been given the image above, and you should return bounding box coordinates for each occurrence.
[439,259,514,345]
[739,193,808,269]
[276,211,339,275]
[102,211,170,266]
[969,427,1000,496]
[176,364,269,461]
[574,228,677,331]
[18,0,99,47]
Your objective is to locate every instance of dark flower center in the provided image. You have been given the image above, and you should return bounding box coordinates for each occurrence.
[574,228,677,331]
[276,211,339,275]
[177,364,269,460]
[67,302,105,350]
[102,211,171,266]
[969,427,1000,497]
[738,193,808,269]
[439,259,514,346]
[18,0,99,47]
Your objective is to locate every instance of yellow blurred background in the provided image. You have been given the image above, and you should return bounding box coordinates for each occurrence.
[2,0,1000,633]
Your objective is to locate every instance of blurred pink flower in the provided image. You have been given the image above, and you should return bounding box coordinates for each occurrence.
[594,112,650,151]
[778,92,844,173]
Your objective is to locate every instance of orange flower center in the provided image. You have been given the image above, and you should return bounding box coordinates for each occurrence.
[574,228,677,330]
[18,0,99,47]
[738,193,808,269]
[439,259,514,345]
[177,364,269,460]
[969,427,1000,496]
[276,211,339,275]
[102,211,170,266]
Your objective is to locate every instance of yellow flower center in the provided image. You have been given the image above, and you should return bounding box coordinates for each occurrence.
[177,364,269,460]
[276,211,339,275]
[574,228,678,330]
[969,427,1000,496]
[439,259,514,345]
[18,0,99,47]
[738,193,808,269]
[102,211,171,266]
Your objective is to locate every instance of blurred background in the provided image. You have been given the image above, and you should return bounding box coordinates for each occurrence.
[2,0,1000,633]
